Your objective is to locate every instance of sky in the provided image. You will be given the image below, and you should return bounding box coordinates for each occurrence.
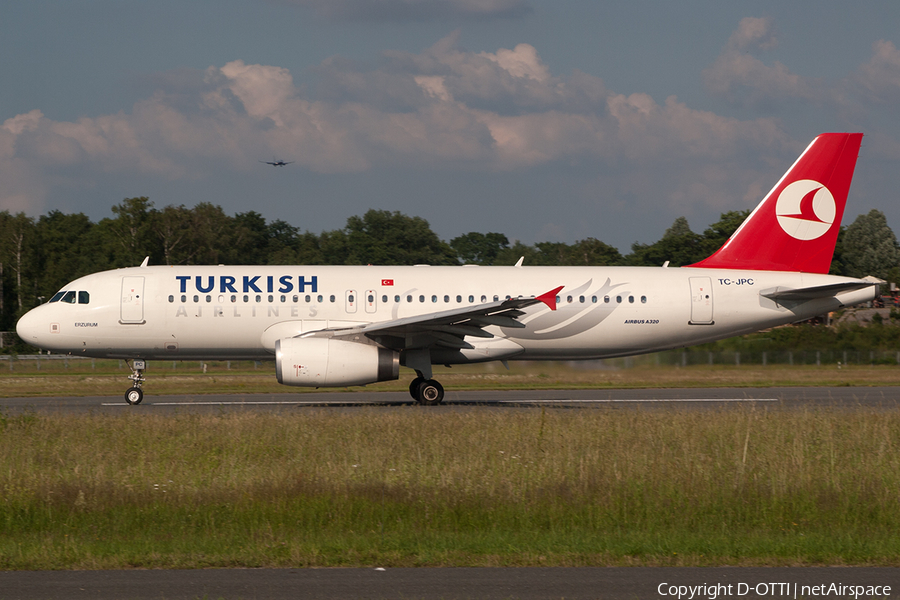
[2,0,900,253]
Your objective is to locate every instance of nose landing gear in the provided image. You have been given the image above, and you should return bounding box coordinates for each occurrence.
[125,359,146,405]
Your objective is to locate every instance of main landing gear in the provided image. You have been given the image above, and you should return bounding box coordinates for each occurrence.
[125,359,146,405]
[408,376,444,405]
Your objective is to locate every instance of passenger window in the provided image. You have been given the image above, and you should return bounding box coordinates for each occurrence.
[292,295,298,303]
[432,295,438,303]
[168,295,174,303]
[329,295,335,303]
[629,296,634,303]
[256,295,262,303]
[348,294,355,303]
[419,295,425,303]
[616,296,622,303]
[49,292,65,303]
[381,295,387,303]
[481,295,487,302]
[193,295,199,303]
[369,294,375,303]
[182,295,187,303]
[62,291,77,304]
[78,291,90,304]
[394,295,400,303]
[604,296,609,303]
[207,295,212,303]
[641,296,647,304]
[468,295,474,303]
[592,296,597,303]
[567,296,573,303]
[305,295,311,303]
[443,295,449,303]
[268,295,274,303]
[317,295,323,303]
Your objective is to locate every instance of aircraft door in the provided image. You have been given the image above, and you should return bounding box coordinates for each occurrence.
[689,277,714,325]
[365,289,377,314]
[121,276,146,324]
[345,290,357,314]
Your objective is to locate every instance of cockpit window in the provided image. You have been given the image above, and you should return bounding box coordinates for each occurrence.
[78,291,90,304]
[61,291,77,304]
[49,292,65,303]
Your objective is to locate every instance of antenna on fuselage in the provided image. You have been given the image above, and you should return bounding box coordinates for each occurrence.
[140,256,149,268]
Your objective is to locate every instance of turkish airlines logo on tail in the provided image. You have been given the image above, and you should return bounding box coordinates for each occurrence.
[775,179,836,241]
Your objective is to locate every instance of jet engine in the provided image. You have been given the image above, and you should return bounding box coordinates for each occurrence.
[275,337,399,387]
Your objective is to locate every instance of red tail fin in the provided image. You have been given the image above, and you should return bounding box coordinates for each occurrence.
[689,133,863,273]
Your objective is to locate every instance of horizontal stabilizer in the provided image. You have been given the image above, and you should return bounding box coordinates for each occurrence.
[761,281,877,302]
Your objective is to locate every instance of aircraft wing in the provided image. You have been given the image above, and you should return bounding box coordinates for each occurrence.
[761,281,878,303]
[303,286,562,351]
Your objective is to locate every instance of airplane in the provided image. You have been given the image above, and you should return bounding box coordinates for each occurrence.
[260,159,294,167]
[16,133,878,406]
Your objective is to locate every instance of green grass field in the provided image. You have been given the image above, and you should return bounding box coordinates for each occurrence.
[2,406,900,569]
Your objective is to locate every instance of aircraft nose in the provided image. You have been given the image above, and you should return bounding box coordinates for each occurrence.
[16,307,46,347]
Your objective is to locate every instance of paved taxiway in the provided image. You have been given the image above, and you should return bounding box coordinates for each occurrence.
[3,567,900,600]
[2,386,900,413]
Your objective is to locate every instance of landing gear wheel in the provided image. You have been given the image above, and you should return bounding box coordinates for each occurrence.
[125,387,144,405]
[416,379,444,406]
[408,377,424,400]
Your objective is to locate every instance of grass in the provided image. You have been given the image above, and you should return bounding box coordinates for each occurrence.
[1,357,900,397]
[2,407,900,569]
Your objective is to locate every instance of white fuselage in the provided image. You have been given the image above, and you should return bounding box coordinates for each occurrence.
[16,264,875,363]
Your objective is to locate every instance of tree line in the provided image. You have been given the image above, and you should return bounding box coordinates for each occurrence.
[1,197,897,330]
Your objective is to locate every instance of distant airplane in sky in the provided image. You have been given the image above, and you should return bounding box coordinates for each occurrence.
[259,158,294,166]
[17,133,875,406]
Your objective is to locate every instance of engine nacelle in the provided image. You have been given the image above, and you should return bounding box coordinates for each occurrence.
[275,337,399,387]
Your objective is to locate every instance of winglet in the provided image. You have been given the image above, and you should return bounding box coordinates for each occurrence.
[536,286,564,311]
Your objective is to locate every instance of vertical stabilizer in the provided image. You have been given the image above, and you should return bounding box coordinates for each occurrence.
[689,133,863,273]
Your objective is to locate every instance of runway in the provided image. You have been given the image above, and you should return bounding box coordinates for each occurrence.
[2,386,900,413]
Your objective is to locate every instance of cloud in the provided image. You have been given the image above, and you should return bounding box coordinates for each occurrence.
[703,17,820,108]
[275,0,532,21]
[854,40,900,105]
[318,32,606,115]
[0,31,823,221]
